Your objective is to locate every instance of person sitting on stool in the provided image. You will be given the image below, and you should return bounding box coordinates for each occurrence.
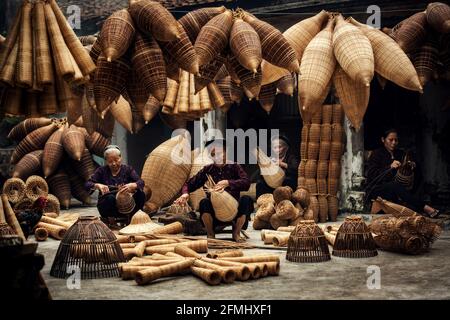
[85,145,146,225]
[174,139,253,242]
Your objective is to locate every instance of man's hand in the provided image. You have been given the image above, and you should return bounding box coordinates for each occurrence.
[214,180,229,192]
[95,183,110,195]
[391,160,401,169]
[174,194,189,206]
[121,183,138,193]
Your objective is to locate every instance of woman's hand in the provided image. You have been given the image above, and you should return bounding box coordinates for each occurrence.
[214,180,229,192]
[174,194,189,206]
[122,183,138,193]
[390,160,401,169]
[95,183,110,195]
[277,160,288,169]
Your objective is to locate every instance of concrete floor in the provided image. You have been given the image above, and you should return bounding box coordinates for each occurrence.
[36,204,450,300]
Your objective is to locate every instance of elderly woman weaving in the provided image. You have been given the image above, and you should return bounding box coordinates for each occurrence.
[85,145,146,225]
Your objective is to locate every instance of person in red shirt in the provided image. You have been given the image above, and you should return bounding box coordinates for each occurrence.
[174,139,253,242]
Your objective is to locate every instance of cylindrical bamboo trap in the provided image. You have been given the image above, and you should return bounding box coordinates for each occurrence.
[12,150,43,180]
[15,1,33,88]
[219,254,280,264]
[135,259,195,285]
[35,227,49,241]
[39,215,71,229]
[174,245,202,259]
[152,221,184,235]
[193,259,236,284]
[35,221,66,240]
[191,266,221,286]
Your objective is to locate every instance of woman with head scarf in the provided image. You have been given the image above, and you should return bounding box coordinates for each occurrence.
[85,145,147,226]
[256,135,299,198]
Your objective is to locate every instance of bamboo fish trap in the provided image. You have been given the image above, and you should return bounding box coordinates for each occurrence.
[230,18,262,73]
[50,216,125,279]
[254,147,285,188]
[100,9,135,62]
[205,174,239,222]
[332,216,378,258]
[178,6,226,43]
[286,220,331,263]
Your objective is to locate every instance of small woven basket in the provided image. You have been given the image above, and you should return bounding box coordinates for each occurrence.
[25,175,49,201]
[333,215,378,258]
[116,189,136,215]
[286,220,331,263]
[2,178,26,204]
[50,216,125,279]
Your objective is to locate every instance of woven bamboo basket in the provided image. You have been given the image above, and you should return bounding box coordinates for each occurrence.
[255,147,285,188]
[243,12,299,73]
[109,95,133,133]
[328,160,341,179]
[143,95,161,124]
[270,213,289,230]
[414,39,440,87]
[12,150,42,180]
[78,35,96,46]
[307,142,320,160]
[66,168,91,205]
[309,124,321,144]
[333,64,370,131]
[25,175,49,201]
[310,109,322,124]
[328,178,339,196]
[292,187,310,208]
[300,124,309,155]
[256,193,275,207]
[276,74,294,96]
[45,194,60,216]
[305,160,317,179]
[194,55,226,94]
[332,104,344,124]
[298,159,306,178]
[317,160,329,179]
[44,2,75,81]
[163,78,179,109]
[370,197,417,217]
[176,70,189,113]
[194,10,233,67]
[15,1,33,88]
[255,202,275,222]
[94,55,131,114]
[258,82,277,114]
[42,126,64,178]
[50,216,125,279]
[230,18,262,73]
[427,2,450,33]
[205,175,239,222]
[85,131,110,157]
[189,149,213,210]
[309,196,319,223]
[305,179,317,195]
[275,200,298,220]
[216,76,233,111]
[348,17,422,93]
[394,12,428,54]
[178,6,226,43]
[1,88,22,116]
[318,195,328,223]
[327,195,339,222]
[100,9,135,62]
[129,0,180,42]
[373,234,425,255]
[38,82,59,115]
[332,15,374,86]
[253,215,271,230]
[0,38,19,87]
[299,18,335,116]
[321,104,333,124]
[2,178,26,204]
[228,54,262,99]
[317,178,327,195]
[47,170,71,209]
[11,123,56,165]
[71,148,96,181]
[62,125,85,161]
[49,0,96,76]
[116,189,136,215]
[125,69,150,112]
[132,32,166,102]
[286,220,331,263]
[25,93,39,118]
[331,124,344,143]
[142,134,192,213]
[160,24,198,75]
[333,215,378,258]
[329,142,344,161]
[207,82,226,109]
[0,2,21,71]
[273,186,293,205]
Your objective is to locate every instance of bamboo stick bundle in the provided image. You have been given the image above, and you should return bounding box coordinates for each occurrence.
[191,266,221,285]
[40,215,72,229]
[220,255,280,264]
[135,259,195,285]
[49,0,96,76]
[1,194,25,240]
[193,259,236,283]
[174,245,202,259]
[0,38,19,86]
[35,221,66,240]
[34,227,48,241]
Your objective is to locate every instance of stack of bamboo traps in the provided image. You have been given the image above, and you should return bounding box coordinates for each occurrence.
[259,227,295,248]
[297,103,344,223]
[0,0,96,117]
[8,117,109,209]
[33,213,78,241]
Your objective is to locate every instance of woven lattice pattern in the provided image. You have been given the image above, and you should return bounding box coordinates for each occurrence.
[100,9,135,62]
[393,12,427,54]
[230,18,262,72]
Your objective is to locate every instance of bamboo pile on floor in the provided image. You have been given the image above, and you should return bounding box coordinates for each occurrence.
[33,213,77,241]
[297,103,344,223]
[0,0,95,117]
[118,241,281,285]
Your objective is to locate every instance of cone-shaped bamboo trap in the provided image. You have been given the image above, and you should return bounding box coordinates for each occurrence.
[286,220,331,263]
[50,216,125,279]
[332,215,378,258]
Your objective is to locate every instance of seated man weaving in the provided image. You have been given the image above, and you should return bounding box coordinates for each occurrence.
[175,139,253,242]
